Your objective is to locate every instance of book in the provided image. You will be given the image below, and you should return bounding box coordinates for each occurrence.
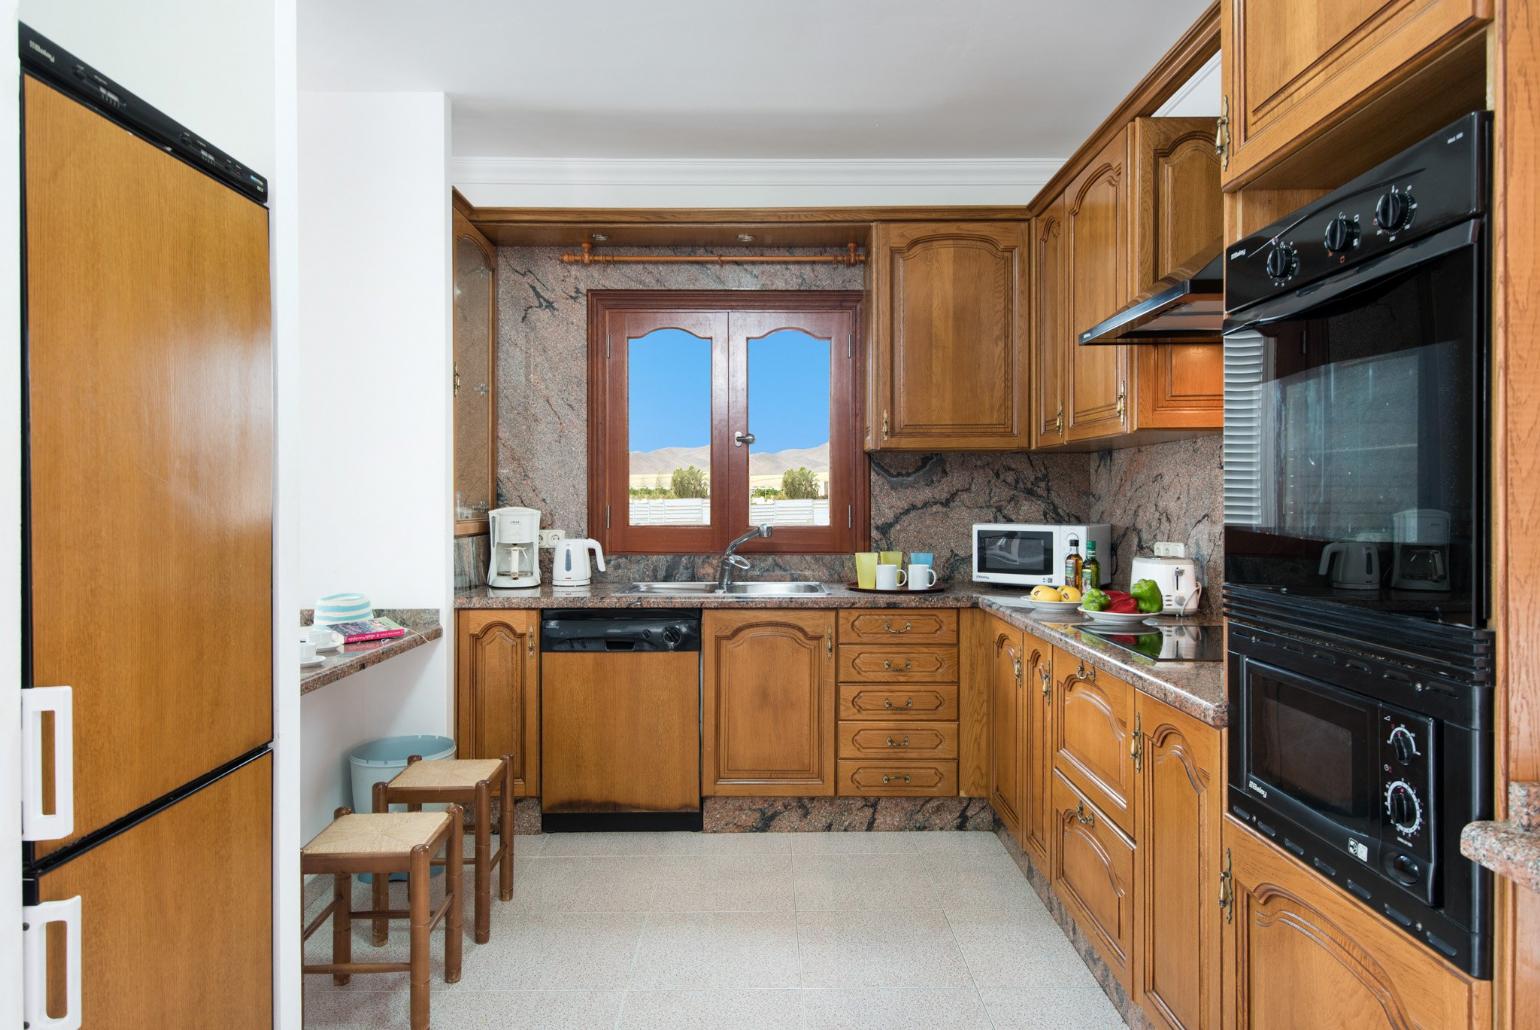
[325,616,407,644]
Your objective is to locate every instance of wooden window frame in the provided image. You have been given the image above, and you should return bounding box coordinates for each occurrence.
[587,290,868,555]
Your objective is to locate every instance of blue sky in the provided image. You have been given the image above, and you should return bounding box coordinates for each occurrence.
[628,327,830,453]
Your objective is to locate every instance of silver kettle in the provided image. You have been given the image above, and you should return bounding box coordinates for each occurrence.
[1318,539,1380,590]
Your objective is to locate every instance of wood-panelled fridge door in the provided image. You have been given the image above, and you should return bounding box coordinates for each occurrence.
[23,76,273,854]
[35,753,273,1028]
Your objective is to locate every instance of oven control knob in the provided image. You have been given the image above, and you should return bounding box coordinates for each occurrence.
[1385,781,1423,836]
[1324,214,1360,254]
[1375,188,1415,232]
[1388,725,1418,765]
[1265,241,1299,283]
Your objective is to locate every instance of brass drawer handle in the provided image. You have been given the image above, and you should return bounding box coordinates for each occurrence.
[883,619,913,635]
[1040,666,1052,698]
[882,658,915,671]
[883,698,915,710]
[1073,801,1096,828]
[881,773,913,785]
[886,736,910,749]
[1076,660,1096,682]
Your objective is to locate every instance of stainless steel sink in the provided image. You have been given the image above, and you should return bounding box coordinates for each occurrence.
[623,581,828,597]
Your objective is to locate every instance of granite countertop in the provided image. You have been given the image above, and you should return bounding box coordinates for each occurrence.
[300,608,443,695]
[454,583,1227,727]
[1461,781,1540,892]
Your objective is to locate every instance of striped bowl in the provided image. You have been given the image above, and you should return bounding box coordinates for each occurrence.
[315,592,372,625]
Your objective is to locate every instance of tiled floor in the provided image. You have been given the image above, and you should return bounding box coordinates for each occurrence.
[302,831,1123,1029]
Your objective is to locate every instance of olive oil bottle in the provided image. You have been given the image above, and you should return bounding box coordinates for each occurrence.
[1063,536,1083,588]
[1081,540,1101,593]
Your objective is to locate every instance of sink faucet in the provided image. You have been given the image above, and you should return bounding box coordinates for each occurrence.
[716,524,772,592]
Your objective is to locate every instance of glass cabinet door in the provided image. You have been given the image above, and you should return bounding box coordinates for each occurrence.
[453,211,496,532]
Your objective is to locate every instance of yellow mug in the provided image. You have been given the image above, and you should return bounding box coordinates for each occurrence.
[854,552,879,589]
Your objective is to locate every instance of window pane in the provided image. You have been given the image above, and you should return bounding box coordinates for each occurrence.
[747,328,832,527]
[628,328,712,526]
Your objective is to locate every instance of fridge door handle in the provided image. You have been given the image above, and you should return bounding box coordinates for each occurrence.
[21,685,75,841]
[22,895,83,1030]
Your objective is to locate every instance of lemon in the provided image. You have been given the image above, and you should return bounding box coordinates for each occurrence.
[1059,585,1083,602]
[1030,585,1062,601]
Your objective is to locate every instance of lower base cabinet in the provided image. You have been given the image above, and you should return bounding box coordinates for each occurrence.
[455,609,540,796]
[1052,769,1137,990]
[1221,816,1491,1029]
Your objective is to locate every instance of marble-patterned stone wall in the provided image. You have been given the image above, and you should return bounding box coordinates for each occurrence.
[492,245,1222,608]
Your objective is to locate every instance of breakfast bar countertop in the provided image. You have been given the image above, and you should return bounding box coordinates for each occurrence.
[300,607,444,695]
[454,583,1227,727]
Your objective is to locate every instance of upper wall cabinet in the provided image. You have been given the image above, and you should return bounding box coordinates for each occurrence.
[1033,119,1223,449]
[1219,0,1491,188]
[452,210,497,535]
[868,222,1030,451]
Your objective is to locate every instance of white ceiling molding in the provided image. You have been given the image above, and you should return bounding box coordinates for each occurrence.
[450,157,1064,209]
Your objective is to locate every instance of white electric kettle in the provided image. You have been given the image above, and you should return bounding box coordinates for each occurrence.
[552,537,605,586]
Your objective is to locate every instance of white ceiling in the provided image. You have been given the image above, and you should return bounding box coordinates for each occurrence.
[299,1,1213,162]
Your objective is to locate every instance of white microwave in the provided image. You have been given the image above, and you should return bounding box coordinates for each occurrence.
[971,523,1112,587]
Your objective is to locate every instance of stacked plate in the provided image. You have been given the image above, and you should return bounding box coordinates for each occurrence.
[315,592,372,625]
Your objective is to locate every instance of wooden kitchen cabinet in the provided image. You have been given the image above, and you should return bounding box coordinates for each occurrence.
[838,644,960,683]
[839,683,959,721]
[867,221,1029,451]
[1219,0,1489,188]
[838,608,957,645]
[1053,769,1137,991]
[1133,692,1223,1030]
[1064,129,1131,442]
[1221,816,1491,1028]
[703,610,836,796]
[1021,642,1053,871]
[1052,646,1136,834]
[1031,198,1069,448]
[987,618,1026,841]
[456,609,540,796]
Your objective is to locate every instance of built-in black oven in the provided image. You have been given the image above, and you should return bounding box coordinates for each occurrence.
[1223,113,1495,977]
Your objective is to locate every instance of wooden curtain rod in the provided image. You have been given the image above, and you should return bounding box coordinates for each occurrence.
[560,242,865,266]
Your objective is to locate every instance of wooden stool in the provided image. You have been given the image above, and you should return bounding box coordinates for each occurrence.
[301,806,462,1030]
[376,755,514,944]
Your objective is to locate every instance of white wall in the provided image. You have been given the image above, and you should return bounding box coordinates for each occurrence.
[297,90,453,842]
[18,0,275,175]
[1153,52,1222,118]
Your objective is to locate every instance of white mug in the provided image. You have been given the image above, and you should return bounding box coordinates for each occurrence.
[300,639,318,663]
[907,563,937,590]
[875,563,907,590]
[308,624,340,649]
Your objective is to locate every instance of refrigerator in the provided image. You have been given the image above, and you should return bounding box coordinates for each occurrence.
[18,26,274,1028]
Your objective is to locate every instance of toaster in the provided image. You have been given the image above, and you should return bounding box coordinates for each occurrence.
[1129,542,1202,615]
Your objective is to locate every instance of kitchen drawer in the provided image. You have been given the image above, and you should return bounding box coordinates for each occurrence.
[839,609,958,645]
[838,683,959,721]
[837,759,959,797]
[1052,770,1135,990]
[839,720,958,760]
[1052,646,1136,836]
[838,645,959,683]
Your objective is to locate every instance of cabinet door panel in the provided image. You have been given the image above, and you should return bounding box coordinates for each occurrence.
[1053,770,1135,989]
[838,683,959,721]
[870,222,1028,450]
[838,645,960,683]
[1052,647,1135,833]
[839,609,957,645]
[988,622,1025,840]
[704,611,836,795]
[456,610,539,795]
[1222,817,1489,1029]
[839,721,957,760]
[1130,117,1222,296]
[1065,131,1130,442]
[1022,644,1053,871]
[1032,201,1069,448]
[838,759,957,796]
[1134,694,1222,1030]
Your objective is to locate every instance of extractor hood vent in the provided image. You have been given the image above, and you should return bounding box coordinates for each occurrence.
[1077,254,1223,346]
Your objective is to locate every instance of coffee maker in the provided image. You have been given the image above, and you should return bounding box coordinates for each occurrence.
[1392,508,1451,592]
[488,506,541,588]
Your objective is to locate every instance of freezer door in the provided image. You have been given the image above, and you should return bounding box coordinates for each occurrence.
[23,75,273,853]
[32,753,273,1027]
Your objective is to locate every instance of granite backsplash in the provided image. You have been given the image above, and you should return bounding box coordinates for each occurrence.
[466,245,1223,611]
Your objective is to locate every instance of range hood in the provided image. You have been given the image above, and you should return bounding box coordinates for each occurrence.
[1077,253,1223,346]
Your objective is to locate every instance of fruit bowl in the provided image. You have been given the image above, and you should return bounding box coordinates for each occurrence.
[1027,597,1084,613]
[1078,607,1156,627]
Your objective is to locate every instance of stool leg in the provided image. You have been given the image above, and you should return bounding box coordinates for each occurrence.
[371,782,389,946]
[408,844,431,1030]
[445,804,463,983]
[332,872,351,986]
[474,780,492,943]
[500,756,515,902]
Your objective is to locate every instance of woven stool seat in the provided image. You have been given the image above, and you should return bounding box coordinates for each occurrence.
[389,757,505,790]
[302,812,449,857]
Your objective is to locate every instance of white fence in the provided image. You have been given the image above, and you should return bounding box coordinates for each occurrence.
[628,498,831,527]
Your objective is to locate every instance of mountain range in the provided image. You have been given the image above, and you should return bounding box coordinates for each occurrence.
[628,442,830,476]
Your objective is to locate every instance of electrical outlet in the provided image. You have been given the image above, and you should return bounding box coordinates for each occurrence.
[538,529,566,549]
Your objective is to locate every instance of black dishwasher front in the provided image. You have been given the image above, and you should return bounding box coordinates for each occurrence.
[539,610,703,831]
